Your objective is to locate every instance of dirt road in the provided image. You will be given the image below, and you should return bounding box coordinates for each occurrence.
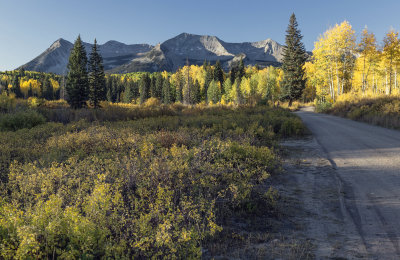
[293,107,400,259]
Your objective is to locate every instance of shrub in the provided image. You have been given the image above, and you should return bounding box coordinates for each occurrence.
[315,101,332,113]
[0,105,305,258]
[143,97,161,107]
[0,92,16,112]
[0,110,46,131]
[327,96,400,129]
[279,118,306,137]
[27,97,45,108]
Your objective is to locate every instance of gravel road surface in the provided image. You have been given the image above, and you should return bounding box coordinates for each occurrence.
[295,107,400,259]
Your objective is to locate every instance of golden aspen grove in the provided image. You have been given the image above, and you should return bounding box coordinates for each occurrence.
[305,21,400,128]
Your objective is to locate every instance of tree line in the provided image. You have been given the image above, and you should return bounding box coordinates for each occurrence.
[0,70,62,100]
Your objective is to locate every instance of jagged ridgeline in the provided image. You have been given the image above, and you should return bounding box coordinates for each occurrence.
[18,33,284,74]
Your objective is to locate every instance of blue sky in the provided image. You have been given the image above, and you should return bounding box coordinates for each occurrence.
[0,0,399,71]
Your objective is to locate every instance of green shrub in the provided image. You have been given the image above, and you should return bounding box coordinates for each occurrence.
[327,96,400,129]
[315,101,332,113]
[279,118,306,137]
[0,110,46,131]
[0,92,16,112]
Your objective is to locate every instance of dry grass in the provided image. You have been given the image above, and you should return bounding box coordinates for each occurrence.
[327,95,400,129]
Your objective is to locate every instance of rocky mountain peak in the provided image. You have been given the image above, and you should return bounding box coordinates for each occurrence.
[19,33,288,74]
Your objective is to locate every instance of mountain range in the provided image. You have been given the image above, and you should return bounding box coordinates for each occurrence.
[18,33,285,74]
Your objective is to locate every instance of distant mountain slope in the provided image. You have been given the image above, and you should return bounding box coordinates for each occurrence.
[109,33,285,73]
[18,33,286,74]
[18,39,153,74]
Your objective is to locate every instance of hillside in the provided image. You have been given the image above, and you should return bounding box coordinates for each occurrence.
[18,39,153,74]
[18,33,285,74]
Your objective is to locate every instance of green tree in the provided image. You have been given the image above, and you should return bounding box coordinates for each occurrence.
[237,59,245,80]
[139,73,151,104]
[88,39,106,108]
[207,80,221,104]
[213,60,224,90]
[155,73,163,99]
[203,63,213,101]
[150,75,156,98]
[183,65,193,104]
[222,78,233,103]
[280,13,307,106]
[123,81,134,103]
[193,79,201,104]
[42,77,53,100]
[66,35,89,108]
[234,79,243,105]
[229,66,237,84]
[162,77,171,104]
[11,75,23,98]
[175,69,183,103]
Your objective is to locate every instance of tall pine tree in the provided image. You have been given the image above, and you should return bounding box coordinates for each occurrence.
[162,77,171,104]
[213,60,224,91]
[66,35,89,109]
[154,73,163,99]
[237,59,245,80]
[281,13,307,106]
[139,73,151,104]
[203,63,213,101]
[175,69,183,103]
[88,39,106,108]
[11,76,22,98]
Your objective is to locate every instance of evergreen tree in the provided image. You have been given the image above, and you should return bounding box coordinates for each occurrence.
[155,73,163,99]
[150,75,156,98]
[193,79,201,103]
[175,69,183,103]
[139,73,151,104]
[213,60,224,91]
[28,84,33,98]
[11,76,22,98]
[183,65,193,104]
[111,80,118,102]
[66,35,89,108]
[162,77,171,104]
[128,80,139,101]
[203,64,213,101]
[42,77,53,100]
[281,13,307,106]
[88,39,106,108]
[106,88,112,102]
[237,59,245,80]
[229,66,237,84]
[123,82,134,103]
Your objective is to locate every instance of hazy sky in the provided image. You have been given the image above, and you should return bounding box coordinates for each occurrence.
[0,0,399,71]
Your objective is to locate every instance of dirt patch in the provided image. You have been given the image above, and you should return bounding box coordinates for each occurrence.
[278,137,368,259]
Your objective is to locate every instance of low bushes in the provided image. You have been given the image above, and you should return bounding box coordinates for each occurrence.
[0,105,305,258]
[0,110,46,131]
[327,96,400,129]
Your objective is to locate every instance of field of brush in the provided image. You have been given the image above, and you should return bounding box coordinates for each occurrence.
[0,98,305,258]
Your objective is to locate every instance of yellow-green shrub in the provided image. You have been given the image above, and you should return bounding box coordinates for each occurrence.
[0,105,305,258]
